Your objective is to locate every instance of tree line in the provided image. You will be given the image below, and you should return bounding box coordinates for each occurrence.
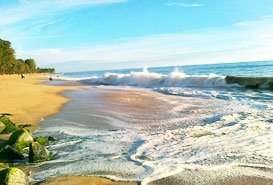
[0,38,55,75]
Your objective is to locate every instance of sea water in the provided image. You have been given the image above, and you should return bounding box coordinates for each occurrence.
[31,61,273,184]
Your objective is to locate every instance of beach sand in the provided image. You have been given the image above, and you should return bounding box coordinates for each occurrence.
[0,74,74,131]
[149,176,273,185]
[0,75,137,185]
[41,176,137,185]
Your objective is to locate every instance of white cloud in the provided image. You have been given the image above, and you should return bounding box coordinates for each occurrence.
[167,2,203,7]
[0,0,126,51]
[0,0,126,26]
[16,17,273,72]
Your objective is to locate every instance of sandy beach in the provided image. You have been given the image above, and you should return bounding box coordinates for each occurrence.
[1,75,273,185]
[0,74,74,131]
[42,176,137,185]
[0,75,137,185]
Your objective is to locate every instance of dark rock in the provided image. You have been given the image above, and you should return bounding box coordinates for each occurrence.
[245,83,259,89]
[0,145,25,161]
[18,124,32,129]
[0,168,9,184]
[29,141,52,163]
[47,136,56,141]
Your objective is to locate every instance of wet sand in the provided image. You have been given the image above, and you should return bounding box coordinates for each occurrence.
[41,176,137,185]
[40,86,273,185]
[149,169,273,185]
[39,87,273,185]
[150,176,273,185]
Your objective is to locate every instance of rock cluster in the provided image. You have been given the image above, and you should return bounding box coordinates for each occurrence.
[0,115,55,184]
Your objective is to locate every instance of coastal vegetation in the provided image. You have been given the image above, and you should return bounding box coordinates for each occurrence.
[0,38,55,74]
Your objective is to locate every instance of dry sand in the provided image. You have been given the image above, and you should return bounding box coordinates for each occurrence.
[0,74,75,131]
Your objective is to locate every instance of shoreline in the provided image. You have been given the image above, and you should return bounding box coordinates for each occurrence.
[1,76,272,185]
[0,75,138,185]
[38,85,273,185]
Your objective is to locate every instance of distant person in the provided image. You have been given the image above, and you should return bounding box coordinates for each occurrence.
[21,73,25,79]
[49,76,53,81]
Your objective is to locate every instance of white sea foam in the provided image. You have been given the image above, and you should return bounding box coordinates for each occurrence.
[55,67,235,89]
[36,63,273,183]
[30,85,273,183]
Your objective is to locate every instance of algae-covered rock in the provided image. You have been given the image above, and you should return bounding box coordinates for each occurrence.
[0,167,29,185]
[0,163,9,170]
[0,145,25,161]
[6,129,33,153]
[0,116,18,134]
[29,141,52,163]
[0,122,6,134]
[5,168,29,185]
[35,136,49,146]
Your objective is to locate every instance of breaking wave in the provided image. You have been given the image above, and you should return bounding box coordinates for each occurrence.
[56,67,273,90]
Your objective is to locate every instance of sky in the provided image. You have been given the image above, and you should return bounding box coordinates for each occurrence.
[0,0,273,72]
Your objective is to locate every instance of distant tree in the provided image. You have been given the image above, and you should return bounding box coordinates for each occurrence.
[25,59,36,73]
[15,59,27,74]
[0,38,51,75]
[36,67,55,74]
[0,39,16,74]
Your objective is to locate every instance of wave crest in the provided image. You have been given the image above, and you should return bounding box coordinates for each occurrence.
[57,67,273,89]
[87,68,228,88]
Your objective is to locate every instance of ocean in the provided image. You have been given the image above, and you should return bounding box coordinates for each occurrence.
[31,61,273,184]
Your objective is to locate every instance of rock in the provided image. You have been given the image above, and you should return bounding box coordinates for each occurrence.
[0,167,29,185]
[35,136,49,146]
[0,116,18,134]
[0,122,6,134]
[47,136,56,142]
[0,145,25,162]
[0,168,9,184]
[6,129,33,153]
[29,141,52,163]
[18,124,32,129]
[0,163,8,170]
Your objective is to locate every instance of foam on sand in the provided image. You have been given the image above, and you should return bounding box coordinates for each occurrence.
[30,86,273,184]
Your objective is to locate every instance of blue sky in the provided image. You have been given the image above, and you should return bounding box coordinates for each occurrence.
[0,0,273,72]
